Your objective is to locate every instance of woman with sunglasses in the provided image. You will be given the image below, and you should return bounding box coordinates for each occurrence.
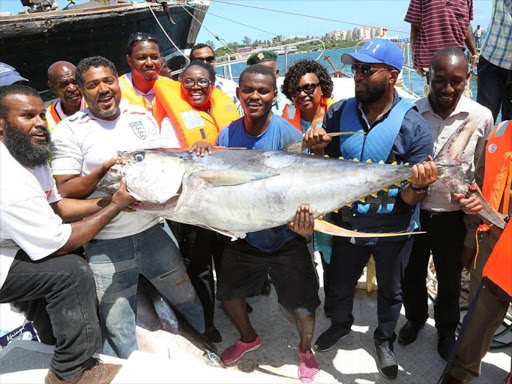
[281,59,336,134]
[154,59,240,343]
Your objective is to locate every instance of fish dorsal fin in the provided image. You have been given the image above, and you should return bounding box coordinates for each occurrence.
[314,219,424,238]
[192,169,278,187]
[435,116,479,166]
[282,132,364,154]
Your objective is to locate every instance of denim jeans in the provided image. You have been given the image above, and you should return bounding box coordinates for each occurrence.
[477,56,512,123]
[85,222,204,359]
[0,250,99,380]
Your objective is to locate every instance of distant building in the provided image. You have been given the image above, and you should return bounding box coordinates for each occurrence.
[272,35,285,45]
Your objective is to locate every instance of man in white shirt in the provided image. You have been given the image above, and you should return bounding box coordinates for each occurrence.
[51,56,204,359]
[399,48,493,359]
[0,84,136,384]
[46,61,84,133]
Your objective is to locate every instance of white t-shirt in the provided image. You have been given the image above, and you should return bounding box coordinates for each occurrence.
[160,117,182,148]
[0,142,71,289]
[51,104,161,240]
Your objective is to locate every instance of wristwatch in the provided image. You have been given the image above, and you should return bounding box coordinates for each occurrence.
[409,183,429,194]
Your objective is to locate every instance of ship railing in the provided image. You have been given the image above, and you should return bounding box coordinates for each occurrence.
[215,38,326,81]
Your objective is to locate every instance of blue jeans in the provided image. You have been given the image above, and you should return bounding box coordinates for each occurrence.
[85,222,204,358]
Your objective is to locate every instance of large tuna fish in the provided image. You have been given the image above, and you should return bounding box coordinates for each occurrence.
[98,117,506,237]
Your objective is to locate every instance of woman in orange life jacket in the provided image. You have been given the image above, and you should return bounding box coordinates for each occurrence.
[282,59,336,317]
[281,59,336,134]
[158,60,240,344]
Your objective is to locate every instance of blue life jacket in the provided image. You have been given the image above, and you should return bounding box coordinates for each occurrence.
[339,97,414,215]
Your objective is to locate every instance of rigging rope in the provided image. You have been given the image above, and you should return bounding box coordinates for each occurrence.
[208,0,410,36]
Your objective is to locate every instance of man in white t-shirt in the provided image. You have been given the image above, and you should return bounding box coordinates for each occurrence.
[0,84,136,384]
[51,56,204,359]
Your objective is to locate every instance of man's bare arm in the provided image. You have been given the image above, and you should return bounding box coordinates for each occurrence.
[51,197,110,223]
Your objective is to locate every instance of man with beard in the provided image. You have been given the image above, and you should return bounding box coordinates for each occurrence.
[51,56,205,359]
[119,32,167,113]
[0,84,137,384]
[304,38,435,380]
[399,48,493,360]
[46,61,84,133]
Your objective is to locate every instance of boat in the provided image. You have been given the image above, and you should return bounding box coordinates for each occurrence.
[0,0,210,100]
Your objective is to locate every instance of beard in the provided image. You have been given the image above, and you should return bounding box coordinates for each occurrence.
[3,121,54,168]
[355,78,388,104]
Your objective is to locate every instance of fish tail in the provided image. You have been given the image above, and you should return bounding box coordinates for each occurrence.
[314,219,424,238]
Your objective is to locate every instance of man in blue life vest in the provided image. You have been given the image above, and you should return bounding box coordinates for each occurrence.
[304,38,435,380]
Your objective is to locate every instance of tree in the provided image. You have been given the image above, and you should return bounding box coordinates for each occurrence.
[205,40,215,50]
[242,36,252,46]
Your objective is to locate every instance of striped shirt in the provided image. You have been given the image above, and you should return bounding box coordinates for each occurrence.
[405,0,473,69]
[481,0,512,70]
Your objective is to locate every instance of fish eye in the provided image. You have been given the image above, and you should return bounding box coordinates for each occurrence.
[134,153,145,162]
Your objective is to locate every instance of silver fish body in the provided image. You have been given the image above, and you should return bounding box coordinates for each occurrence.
[99,149,412,238]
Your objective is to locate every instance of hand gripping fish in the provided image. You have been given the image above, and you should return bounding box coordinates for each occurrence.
[98,117,505,239]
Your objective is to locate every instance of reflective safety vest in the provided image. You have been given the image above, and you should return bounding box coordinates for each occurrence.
[46,101,63,134]
[119,73,173,114]
[153,80,240,148]
[282,97,337,133]
[479,120,512,298]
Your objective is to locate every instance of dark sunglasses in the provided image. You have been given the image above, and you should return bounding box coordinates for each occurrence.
[195,56,216,64]
[183,78,212,89]
[295,83,320,96]
[128,32,158,47]
[351,63,389,77]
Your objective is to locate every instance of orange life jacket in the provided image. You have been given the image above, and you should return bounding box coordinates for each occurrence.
[153,80,240,148]
[46,101,62,134]
[119,73,173,114]
[282,97,337,132]
[478,120,512,297]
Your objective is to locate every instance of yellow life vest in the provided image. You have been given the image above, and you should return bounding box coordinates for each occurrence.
[153,80,240,148]
[119,73,173,114]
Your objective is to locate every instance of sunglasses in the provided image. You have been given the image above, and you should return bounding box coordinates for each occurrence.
[351,64,390,77]
[183,78,212,89]
[295,83,320,96]
[128,32,158,47]
[195,56,216,64]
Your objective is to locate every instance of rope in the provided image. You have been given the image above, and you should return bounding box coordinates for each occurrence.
[208,0,410,36]
[181,5,236,54]
[148,5,190,65]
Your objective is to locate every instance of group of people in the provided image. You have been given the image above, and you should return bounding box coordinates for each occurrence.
[0,1,511,383]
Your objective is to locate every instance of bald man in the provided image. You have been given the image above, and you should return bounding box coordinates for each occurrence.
[46,61,83,132]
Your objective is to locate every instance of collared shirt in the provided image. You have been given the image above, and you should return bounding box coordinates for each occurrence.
[416,95,493,212]
[405,0,473,69]
[481,0,512,70]
[124,72,156,110]
[215,76,239,104]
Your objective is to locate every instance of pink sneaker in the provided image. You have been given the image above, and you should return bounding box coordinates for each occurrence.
[221,335,262,365]
[298,349,319,382]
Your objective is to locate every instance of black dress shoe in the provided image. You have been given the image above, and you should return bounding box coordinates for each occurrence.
[314,325,350,352]
[374,343,398,379]
[204,326,222,343]
[398,321,425,345]
[438,332,456,360]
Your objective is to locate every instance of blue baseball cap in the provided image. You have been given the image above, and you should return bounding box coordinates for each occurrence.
[0,62,29,87]
[341,39,404,71]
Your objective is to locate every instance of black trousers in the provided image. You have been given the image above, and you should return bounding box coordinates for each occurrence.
[0,250,99,380]
[329,236,414,346]
[172,223,224,329]
[477,56,512,122]
[402,210,466,334]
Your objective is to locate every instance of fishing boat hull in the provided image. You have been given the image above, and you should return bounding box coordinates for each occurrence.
[0,1,209,99]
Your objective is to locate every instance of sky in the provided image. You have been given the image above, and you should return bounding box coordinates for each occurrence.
[1,0,493,47]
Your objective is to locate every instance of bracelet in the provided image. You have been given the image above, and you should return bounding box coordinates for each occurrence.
[409,183,429,194]
[471,54,480,59]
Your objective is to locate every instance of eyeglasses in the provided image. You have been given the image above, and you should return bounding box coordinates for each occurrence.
[182,78,212,89]
[128,32,158,47]
[351,64,390,77]
[193,56,216,64]
[295,83,320,96]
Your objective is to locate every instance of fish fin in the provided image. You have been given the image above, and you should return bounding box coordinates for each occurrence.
[434,116,479,166]
[200,225,246,240]
[314,219,425,238]
[193,169,278,187]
